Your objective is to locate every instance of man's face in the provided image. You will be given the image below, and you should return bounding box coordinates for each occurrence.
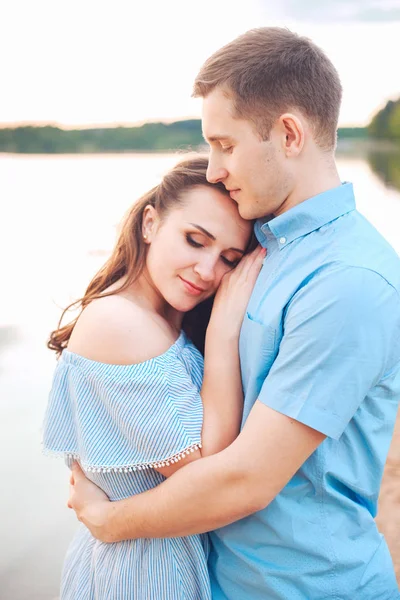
[202,87,293,220]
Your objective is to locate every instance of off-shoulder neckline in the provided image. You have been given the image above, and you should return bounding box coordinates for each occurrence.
[60,330,187,369]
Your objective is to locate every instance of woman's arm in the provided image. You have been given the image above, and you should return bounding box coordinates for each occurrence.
[156,246,265,477]
[199,246,266,455]
[200,325,243,454]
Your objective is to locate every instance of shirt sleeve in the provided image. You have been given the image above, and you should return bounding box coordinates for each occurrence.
[42,346,204,472]
[258,264,400,439]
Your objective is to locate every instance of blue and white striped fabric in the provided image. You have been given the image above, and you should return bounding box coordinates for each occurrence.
[43,331,211,600]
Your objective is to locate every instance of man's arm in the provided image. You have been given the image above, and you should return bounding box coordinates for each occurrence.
[69,400,325,542]
[69,265,396,542]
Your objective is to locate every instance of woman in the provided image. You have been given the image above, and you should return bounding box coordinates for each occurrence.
[43,155,264,599]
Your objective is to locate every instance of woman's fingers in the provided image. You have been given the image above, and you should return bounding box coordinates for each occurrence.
[211,244,265,332]
[232,245,266,284]
[248,246,266,278]
[234,245,262,274]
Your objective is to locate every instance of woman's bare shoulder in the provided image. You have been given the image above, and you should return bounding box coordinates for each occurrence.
[67,295,177,365]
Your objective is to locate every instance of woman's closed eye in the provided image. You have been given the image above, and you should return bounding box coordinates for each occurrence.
[186,233,204,248]
[186,233,241,269]
[221,256,240,268]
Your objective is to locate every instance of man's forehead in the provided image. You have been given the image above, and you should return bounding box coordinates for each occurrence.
[202,89,235,118]
[201,91,244,141]
[201,108,236,142]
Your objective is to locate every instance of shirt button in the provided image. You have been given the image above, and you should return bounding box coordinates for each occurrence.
[279,236,287,245]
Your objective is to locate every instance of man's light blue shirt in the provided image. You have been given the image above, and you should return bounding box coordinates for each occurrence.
[209,183,400,599]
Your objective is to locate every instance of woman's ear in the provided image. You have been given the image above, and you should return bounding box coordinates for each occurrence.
[142,205,159,243]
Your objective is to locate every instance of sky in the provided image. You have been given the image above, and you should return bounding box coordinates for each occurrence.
[1,0,399,128]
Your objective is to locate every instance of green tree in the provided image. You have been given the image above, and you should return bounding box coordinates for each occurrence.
[388,103,400,140]
[368,98,400,140]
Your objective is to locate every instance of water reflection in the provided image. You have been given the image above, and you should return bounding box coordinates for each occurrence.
[367,150,400,191]
[0,325,19,352]
[0,325,19,375]
[337,141,400,192]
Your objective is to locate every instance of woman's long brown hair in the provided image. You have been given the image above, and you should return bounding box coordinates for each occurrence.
[48,155,237,356]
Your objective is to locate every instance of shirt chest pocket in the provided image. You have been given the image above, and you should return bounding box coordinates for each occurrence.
[240,313,278,392]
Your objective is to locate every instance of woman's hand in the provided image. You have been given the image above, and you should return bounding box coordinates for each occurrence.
[209,245,266,338]
[68,463,114,543]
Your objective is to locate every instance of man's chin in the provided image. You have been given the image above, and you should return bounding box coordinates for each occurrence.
[237,202,257,221]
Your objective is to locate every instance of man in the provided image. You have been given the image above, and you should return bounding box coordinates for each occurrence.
[69,28,400,598]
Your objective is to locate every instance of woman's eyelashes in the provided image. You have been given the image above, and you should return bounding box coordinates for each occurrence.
[185,234,240,269]
[220,256,239,268]
[185,233,203,248]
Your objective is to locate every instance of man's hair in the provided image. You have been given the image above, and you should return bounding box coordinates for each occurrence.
[193,27,342,151]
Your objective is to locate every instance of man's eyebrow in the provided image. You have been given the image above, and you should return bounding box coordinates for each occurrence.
[189,223,245,254]
[202,133,231,143]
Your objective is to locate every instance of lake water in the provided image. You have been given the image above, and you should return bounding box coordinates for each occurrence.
[1,152,399,600]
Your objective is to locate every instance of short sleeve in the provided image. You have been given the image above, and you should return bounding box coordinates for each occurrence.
[42,335,204,472]
[259,265,400,439]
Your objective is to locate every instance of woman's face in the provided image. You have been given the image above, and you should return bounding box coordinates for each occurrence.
[143,185,253,313]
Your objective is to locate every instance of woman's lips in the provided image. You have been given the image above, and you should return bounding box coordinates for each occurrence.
[179,276,205,296]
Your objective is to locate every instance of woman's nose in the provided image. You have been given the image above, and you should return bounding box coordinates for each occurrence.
[193,255,218,282]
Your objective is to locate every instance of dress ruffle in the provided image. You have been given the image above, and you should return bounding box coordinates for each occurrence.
[42,332,204,472]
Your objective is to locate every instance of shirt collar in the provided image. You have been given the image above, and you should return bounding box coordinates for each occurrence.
[255,182,356,250]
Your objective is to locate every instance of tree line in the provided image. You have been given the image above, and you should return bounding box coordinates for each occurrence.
[0,120,204,153]
[0,98,398,153]
[368,98,400,141]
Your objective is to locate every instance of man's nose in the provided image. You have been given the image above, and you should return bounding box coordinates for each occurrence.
[207,159,228,184]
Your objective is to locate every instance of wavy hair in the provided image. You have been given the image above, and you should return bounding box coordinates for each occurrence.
[48,155,246,356]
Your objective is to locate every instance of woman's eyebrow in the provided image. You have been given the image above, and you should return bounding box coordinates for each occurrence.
[188,223,245,254]
[189,223,216,240]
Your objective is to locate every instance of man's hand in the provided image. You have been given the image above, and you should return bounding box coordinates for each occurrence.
[68,462,114,542]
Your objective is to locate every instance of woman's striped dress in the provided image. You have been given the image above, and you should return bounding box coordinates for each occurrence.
[43,331,211,600]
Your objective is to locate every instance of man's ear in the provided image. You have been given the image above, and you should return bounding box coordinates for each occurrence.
[278,113,305,157]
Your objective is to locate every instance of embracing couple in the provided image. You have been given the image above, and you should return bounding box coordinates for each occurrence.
[43,27,400,599]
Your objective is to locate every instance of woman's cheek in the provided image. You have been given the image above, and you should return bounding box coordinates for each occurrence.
[163,239,185,265]
[175,241,197,267]
[213,266,227,290]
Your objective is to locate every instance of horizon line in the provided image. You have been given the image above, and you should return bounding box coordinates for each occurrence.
[0,118,368,130]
